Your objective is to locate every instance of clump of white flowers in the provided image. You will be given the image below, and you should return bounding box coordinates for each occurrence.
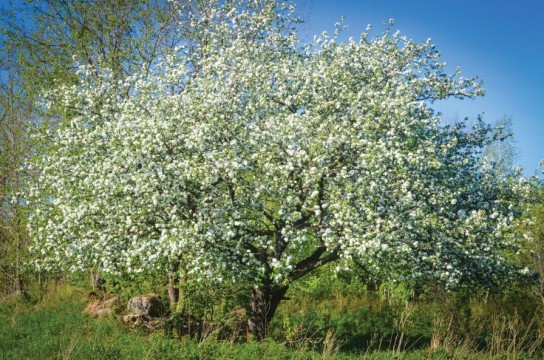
[26,0,527,290]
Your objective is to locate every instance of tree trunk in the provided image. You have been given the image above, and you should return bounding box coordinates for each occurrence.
[168,262,180,311]
[90,269,104,291]
[247,285,288,341]
[178,267,188,312]
[14,242,22,296]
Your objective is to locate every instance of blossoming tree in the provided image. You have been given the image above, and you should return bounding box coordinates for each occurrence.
[26,1,526,340]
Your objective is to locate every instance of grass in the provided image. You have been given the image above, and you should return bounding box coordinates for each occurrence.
[1,283,544,359]
[0,285,330,359]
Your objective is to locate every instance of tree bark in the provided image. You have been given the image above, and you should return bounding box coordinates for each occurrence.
[247,285,288,341]
[14,242,22,296]
[168,262,180,311]
[90,269,105,291]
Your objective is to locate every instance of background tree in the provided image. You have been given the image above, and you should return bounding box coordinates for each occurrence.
[0,0,184,93]
[482,115,519,177]
[0,71,32,298]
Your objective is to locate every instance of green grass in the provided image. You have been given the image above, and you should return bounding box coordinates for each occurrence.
[0,299,139,359]
[1,284,543,359]
[0,293,443,359]
[0,287,329,359]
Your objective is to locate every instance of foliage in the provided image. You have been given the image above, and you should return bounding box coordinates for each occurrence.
[520,165,544,307]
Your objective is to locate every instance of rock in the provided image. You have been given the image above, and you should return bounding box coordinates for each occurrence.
[122,314,137,322]
[84,296,120,318]
[103,296,120,308]
[121,295,166,329]
[122,314,147,327]
[127,295,164,318]
[122,313,167,330]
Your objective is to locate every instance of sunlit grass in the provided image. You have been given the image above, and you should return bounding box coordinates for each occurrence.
[1,283,543,359]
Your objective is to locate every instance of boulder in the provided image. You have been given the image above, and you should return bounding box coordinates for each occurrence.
[122,314,144,326]
[127,295,164,318]
[84,296,120,318]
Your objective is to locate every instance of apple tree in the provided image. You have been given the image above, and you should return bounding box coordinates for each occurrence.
[26,1,528,340]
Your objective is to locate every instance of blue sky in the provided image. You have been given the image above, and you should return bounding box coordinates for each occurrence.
[298,0,544,175]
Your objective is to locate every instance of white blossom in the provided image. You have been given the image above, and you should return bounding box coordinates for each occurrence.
[25,1,525,289]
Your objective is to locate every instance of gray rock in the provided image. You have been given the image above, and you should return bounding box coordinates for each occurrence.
[127,295,164,318]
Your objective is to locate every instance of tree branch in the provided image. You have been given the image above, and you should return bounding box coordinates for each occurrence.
[289,246,340,281]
